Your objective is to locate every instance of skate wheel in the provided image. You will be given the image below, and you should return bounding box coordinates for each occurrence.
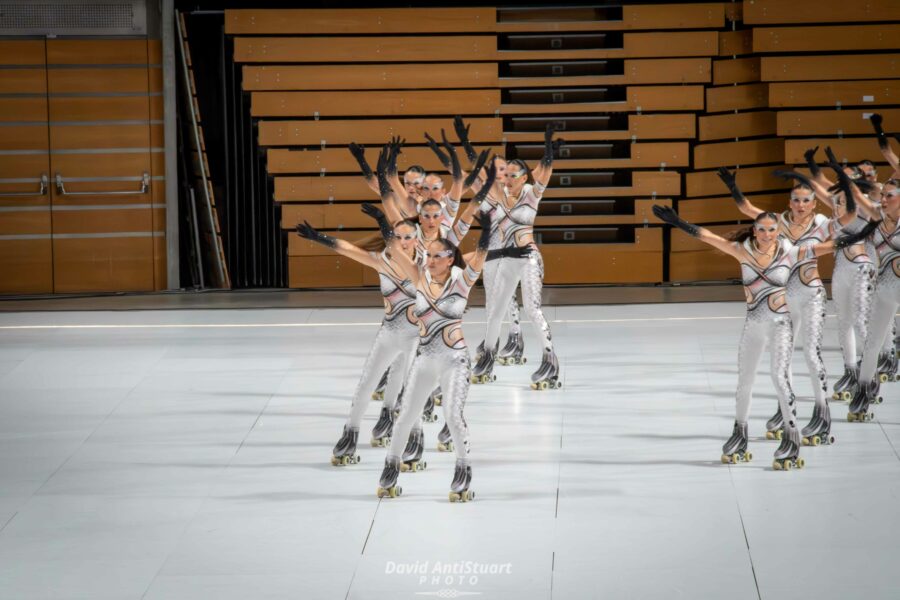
[765,431,776,441]
[812,436,820,447]
[831,393,840,401]
[847,413,857,422]
[801,437,810,447]
[555,380,562,389]
[530,382,537,390]
[746,452,753,462]
[522,358,527,364]
[330,456,340,466]
[377,486,384,498]
[773,460,782,471]
[841,391,851,402]
[721,455,730,464]
[796,458,805,469]
[371,439,379,447]
[881,374,889,383]
[449,492,460,503]
[539,381,549,390]
[828,435,835,445]
[783,460,792,471]
[400,463,410,473]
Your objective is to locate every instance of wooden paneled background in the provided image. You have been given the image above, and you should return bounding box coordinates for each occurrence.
[1,1,898,293]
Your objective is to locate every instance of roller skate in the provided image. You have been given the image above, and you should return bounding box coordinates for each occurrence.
[531,349,561,390]
[330,425,360,466]
[448,459,474,503]
[436,422,454,452]
[371,369,390,401]
[832,365,858,401]
[772,427,805,471]
[497,330,526,366]
[765,409,784,440]
[376,455,402,498]
[421,393,439,423]
[720,421,752,464]
[471,341,498,384]
[801,404,835,446]
[474,340,485,363]
[400,428,427,472]
[847,379,879,422]
[877,351,898,383]
[370,406,394,447]
[431,387,443,407]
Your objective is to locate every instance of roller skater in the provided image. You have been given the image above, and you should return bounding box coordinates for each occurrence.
[721,421,752,464]
[831,366,858,402]
[848,380,879,422]
[497,313,526,366]
[471,341,498,384]
[437,422,454,452]
[331,425,360,466]
[653,192,878,470]
[448,459,475,503]
[478,124,564,388]
[377,455,403,499]
[721,164,831,441]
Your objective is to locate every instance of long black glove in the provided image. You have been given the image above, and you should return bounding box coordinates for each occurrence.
[375,146,393,198]
[541,123,559,167]
[474,161,497,205]
[824,149,858,214]
[652,205,700,238]
[361,203,393,242]
[476,211,493,252]
[870,114,889,150]
[386,136,404,177]
[716,167,746,206]
[773,169,814,189]
[463,149,491,190]
[440,130,462,181]
[424,132,450,168]
[295,221,336,248]
[453,115,478,163]
[803,146,821,178]
[486,246,533,261]
[348,143,373,180]
[834,219,881,249]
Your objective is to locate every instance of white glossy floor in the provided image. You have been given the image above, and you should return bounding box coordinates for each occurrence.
[0,302,897,600]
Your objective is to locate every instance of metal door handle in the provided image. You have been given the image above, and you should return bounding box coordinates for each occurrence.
[55,172,150,196]
[0,174,48,198]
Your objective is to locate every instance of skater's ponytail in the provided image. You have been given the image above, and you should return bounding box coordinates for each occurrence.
[432,237,465,270]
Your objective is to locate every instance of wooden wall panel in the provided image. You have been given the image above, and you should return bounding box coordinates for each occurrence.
[753,24,900,53]
[694,138,784,169]
[699,111,776,141]
[783,138,896,164]
[235,36,496,63]
[761,54,900,82]
[0,241,53,294]
[769,80,900,107]
[706,83,768,113]
[227,8,496,35]
[622,3,725,30]
[679,193,786,224]
[719,30,753,56]
[0,40,46,65]
[712,57,760,85]
[47,40,148,64]
[0,69,46,94]
[776,109,900,136]
[686,165,789,198]
[259,118,502,147]
[52,238,155,293]
[243,63,499,91]
[252,90,500,118]
[743,0,900,25]
[622,31,718,58]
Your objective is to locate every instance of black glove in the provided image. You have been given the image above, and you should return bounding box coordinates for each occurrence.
[386,136,404,177]
[440,130,462,180]
[834,219,881,249]
[870,114,889,150]
[361,203,393,242]
[453,115,477,163]
[773,169,814,189]
[463,149,491,190]
[375,146,392,197]
[348,143,373,180]
[424,132,450,168]
[716,167,745,206]
[476,210,492,251]
[824,146,843,172]
[803,146,821,178]
[295,221,336,248]
[486,246,533,261]
[541,123,558,167]
[473,161,497,206]
[652,205,700,238]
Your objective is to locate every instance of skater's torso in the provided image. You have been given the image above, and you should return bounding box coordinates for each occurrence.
[779,211,828,289]
[872,211,900,278]
[830,216,873,267]
[414,265,479,349]
[738,239,812,316]
[375,250,419,327]
[497,182,546,249]
[479,196,505,251]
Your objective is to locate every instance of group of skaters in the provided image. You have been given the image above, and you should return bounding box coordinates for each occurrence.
[299,112,898,499]
[654,112,898,470]
[295,117,561,501]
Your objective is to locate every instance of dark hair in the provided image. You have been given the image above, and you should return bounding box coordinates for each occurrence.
[421,198,442,211]
[727,211,778,243]
[857,159,875,168]
[394,218,418,230]
[430,237,465,269]
[791,182,813,192]
[405,165,425,177]
[506,158,530,183]
[359,219,418,253]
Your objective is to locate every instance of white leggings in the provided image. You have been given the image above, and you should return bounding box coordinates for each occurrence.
[388,342,472,462]
[787,283,828,409]
[346,320,418,429]
[832,257,876,367]
[735,311,798,431]
[483,250,553,353]
[859,271,899,384]
[482,259,523,341]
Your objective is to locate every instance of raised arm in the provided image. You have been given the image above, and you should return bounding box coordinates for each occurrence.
[348,143,380,195]
[295,221,381,271]
[869,113,900,174]
[360,203,420,284]
[375,146,405,226]
[810,219,882,257]
[425,130,464,216]
[461,149,490,195]
[717,167,763,219]
[774,168,833,212]
[652,205,741,260]
[532,123,561,187]
[453,115,478,164]
[824,147,865,225]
